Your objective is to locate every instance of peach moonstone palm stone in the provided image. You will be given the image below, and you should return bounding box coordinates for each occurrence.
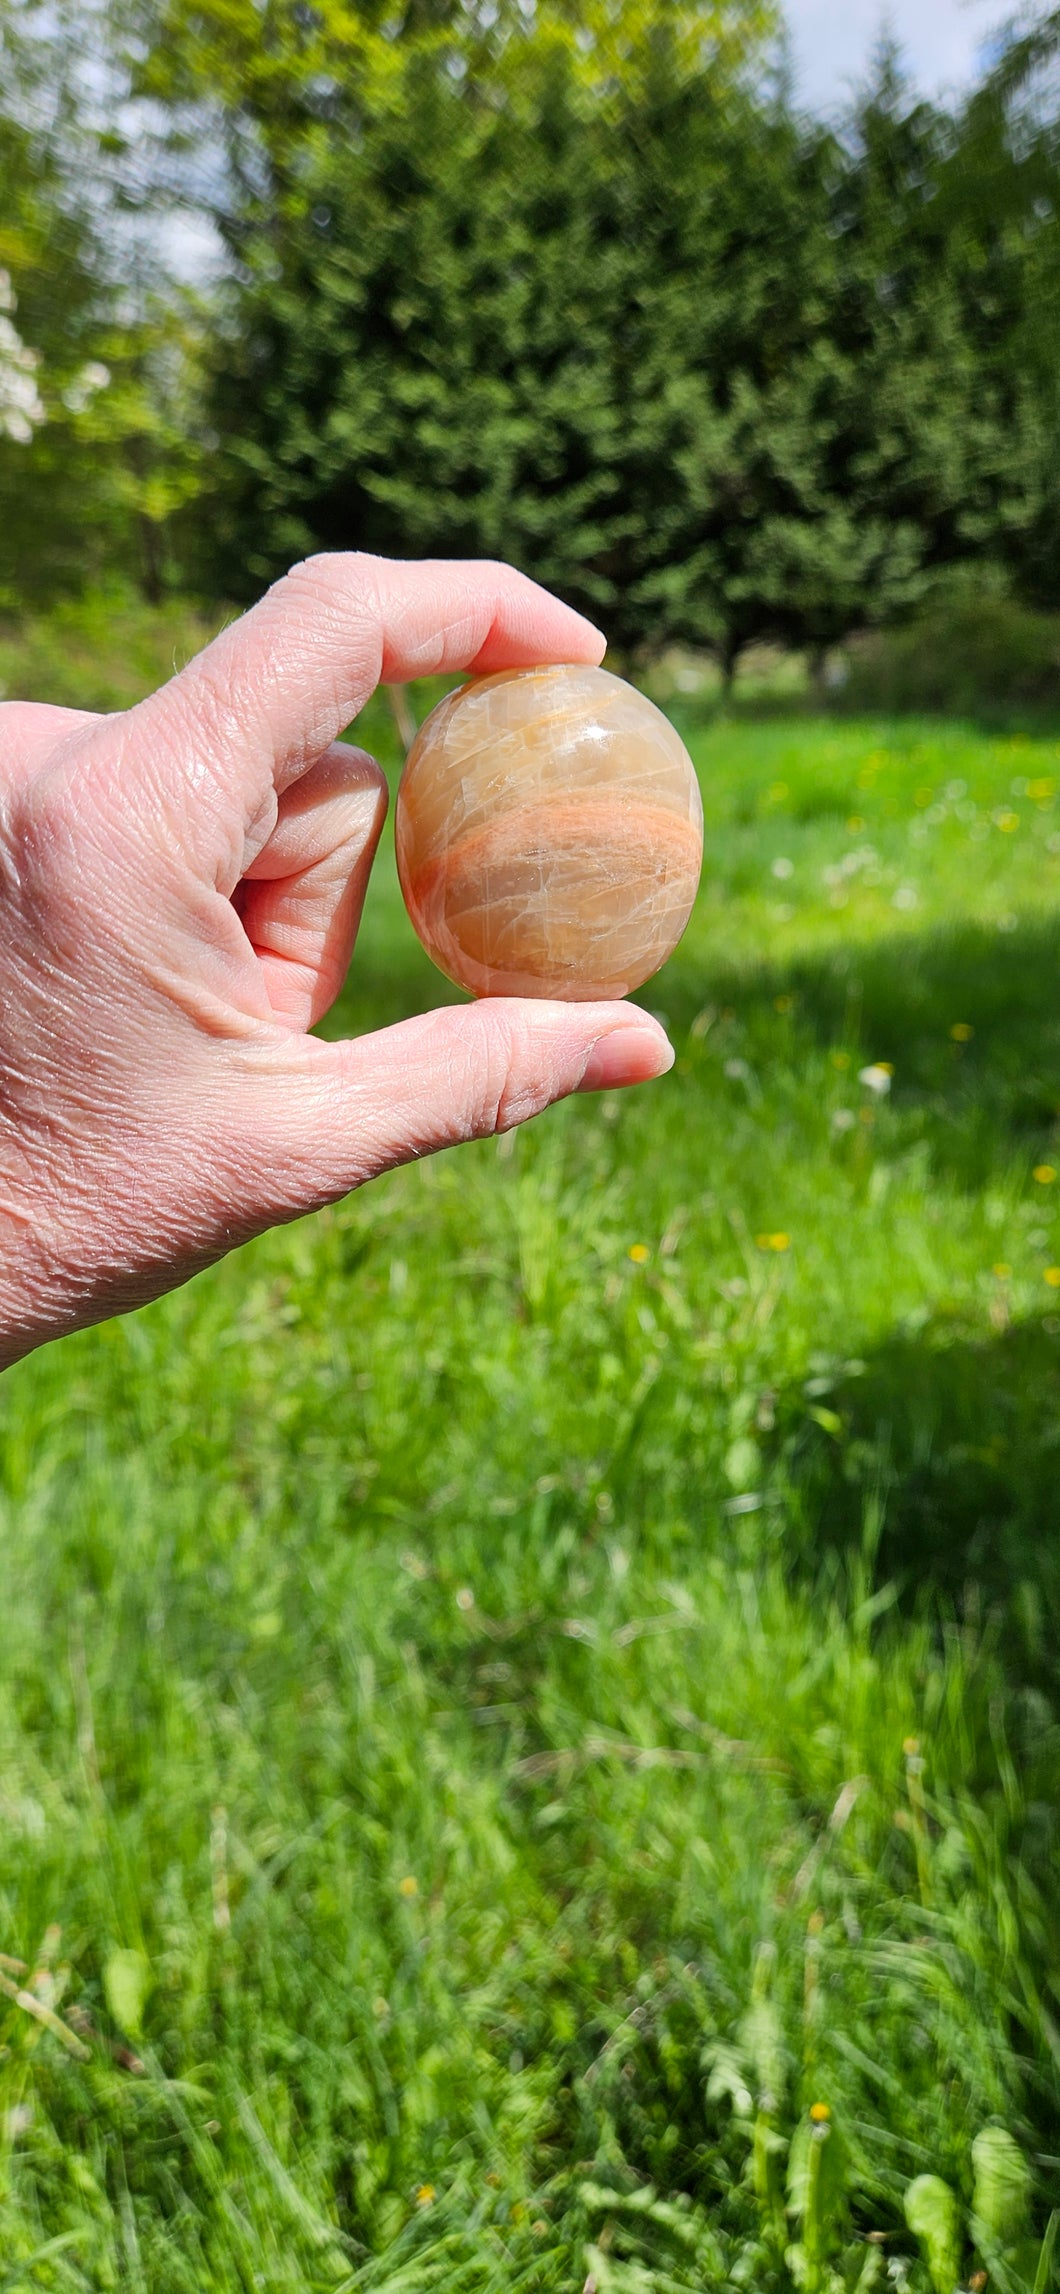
[395,665,703,1000]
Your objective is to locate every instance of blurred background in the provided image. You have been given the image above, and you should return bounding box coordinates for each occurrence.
[3,0,1060,714]
[2,2,1060,2289]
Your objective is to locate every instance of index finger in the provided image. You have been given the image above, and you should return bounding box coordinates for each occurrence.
[124,554,607,862]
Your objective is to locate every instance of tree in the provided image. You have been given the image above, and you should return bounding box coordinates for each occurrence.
[0,0,210,608]
[928,10,1060,609]
[191,37,837,663]
[0,25,115,607]
[195,38,1009,671]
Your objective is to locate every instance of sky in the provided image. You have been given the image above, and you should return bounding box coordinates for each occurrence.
[782,0,1016,114]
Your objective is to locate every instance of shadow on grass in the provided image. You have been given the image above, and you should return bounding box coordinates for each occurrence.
[329,894,1060,1109]
[662,910,1060,1187]
[775,1316,1060,1695]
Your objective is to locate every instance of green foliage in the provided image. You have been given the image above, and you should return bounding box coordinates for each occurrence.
[840,595,1060,719]
[121,0,775,168]
[904,2175,961,2294]
[786,2108,848,2290]
[0,585,227,710]
[7,0,1060,647]
[185,27,1060,670]
[1,621,1060,2277]
[102,1947,151,2038]
[0,0,211,610]
[0,51,115,606]
[196,45,824,663]
[972,2125,1033,2252]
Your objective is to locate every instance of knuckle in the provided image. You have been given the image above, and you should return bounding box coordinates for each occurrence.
[473,1006,556,1136]
[270,556,384,689]
[280,551,381,616]
[8,769,78,878]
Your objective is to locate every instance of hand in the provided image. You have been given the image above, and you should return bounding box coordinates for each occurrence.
[0,554,674,1368]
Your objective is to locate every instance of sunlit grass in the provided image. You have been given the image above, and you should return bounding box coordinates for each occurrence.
[0,624,1058,2287]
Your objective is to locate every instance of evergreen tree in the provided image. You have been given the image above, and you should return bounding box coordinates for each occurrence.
[196,43,832,660]
[197,32,1060,669]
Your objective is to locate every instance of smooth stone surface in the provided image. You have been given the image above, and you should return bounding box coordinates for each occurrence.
[395,665,704,1000]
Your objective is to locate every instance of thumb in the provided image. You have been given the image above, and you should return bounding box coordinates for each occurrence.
[230,1000,675,1219]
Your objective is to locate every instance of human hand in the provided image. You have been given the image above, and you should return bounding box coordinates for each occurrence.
[0,555,674,1368]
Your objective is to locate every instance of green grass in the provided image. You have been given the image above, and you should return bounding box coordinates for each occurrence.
[1,619,1060,2290]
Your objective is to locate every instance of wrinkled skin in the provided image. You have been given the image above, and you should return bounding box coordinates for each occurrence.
[0,554,673,1369]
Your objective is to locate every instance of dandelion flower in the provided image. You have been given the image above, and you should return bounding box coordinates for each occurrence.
[399,1875,419,1898]
[1033,1165,1056,1185]
[1045,1269,1060,1288]
[756,1232,790,1252]
[950,1023,973,1042]
[628,1243,650,1264]
[809,2102,831,2124]
[994,809,1019,832]
[415,2185,436,2207]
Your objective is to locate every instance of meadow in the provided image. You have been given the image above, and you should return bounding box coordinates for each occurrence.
[0,610,1059,2290]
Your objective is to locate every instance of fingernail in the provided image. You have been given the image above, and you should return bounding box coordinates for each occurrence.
[577,1024,675,1093]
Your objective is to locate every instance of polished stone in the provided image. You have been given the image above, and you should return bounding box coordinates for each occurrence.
[395,665,703,999]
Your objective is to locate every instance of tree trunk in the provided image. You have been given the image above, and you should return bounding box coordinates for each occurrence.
[719,634,741,700]
[138,512,165,608]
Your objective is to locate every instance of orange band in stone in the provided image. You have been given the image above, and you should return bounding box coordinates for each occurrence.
[395,665,704,1000]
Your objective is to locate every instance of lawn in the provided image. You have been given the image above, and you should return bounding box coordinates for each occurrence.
[0,613,1059,2291]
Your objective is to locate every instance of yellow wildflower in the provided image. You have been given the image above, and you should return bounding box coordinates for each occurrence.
[415,2185,436,2207]
[628,1243,650,1264]
[950,1023,973,1042]
[1034,1165,1057,1184]
[1045,1269,1060,1288]
[399,1875,419,1898]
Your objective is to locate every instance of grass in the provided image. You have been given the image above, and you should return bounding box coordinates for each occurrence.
[1,606,1059,2289]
